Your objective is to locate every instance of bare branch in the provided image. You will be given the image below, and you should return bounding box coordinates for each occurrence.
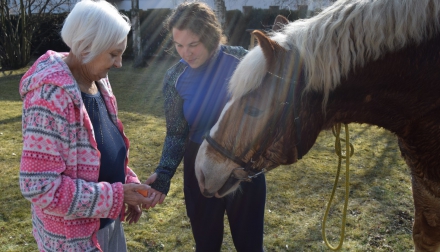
[0,0,74,69]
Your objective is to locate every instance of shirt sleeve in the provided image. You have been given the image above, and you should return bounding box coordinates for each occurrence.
[150,68,189,195]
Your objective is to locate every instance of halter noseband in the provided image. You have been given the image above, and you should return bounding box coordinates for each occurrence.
[204,134,266,181]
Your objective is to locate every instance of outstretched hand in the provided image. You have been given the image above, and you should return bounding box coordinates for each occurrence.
[144,173,166,209]
[123,183,156,207]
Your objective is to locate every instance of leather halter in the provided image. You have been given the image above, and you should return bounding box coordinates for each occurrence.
[204,55,304,180]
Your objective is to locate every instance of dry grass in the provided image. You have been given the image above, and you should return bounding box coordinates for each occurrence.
[0,56,414,252]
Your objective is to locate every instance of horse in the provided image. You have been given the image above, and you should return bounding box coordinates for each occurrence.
[194,0,440,250]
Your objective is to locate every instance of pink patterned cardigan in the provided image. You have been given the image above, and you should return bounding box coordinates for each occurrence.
[19,50,140,252]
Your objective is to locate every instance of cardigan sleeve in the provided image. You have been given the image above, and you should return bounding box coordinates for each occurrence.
[19,84,124,220]
[150,67,189,195]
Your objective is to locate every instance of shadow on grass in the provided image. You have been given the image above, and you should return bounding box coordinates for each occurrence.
[0,115,22,125]
[0,75,22,102]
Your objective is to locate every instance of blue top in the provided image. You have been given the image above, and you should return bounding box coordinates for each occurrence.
[150,45,247,194]
[177,47,239,143]
[81,89,127,229]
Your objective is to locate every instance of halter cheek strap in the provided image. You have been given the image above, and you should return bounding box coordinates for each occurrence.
[293,69,305,160]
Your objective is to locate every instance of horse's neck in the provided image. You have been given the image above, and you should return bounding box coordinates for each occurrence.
[299,33,440,154]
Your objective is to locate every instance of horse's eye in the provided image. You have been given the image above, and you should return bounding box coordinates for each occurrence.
[244,106,262,117]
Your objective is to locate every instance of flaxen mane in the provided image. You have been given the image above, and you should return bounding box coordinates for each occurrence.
[229,0,440,105]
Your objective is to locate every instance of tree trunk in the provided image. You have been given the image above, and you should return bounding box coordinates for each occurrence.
[131,0,144,67]
[214,0,227,31]
[20,0,29,67]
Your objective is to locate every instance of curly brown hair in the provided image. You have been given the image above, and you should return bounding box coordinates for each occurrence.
[164,1,227,53]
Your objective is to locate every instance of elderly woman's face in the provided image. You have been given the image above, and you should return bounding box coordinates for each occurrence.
[86,38,127,80]
[172,28,210,69]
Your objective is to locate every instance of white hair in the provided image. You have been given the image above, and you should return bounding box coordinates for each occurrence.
[61,0,131,63]
[230,0,440,106]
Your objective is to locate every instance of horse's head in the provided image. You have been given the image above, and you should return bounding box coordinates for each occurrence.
[195,25,304,198]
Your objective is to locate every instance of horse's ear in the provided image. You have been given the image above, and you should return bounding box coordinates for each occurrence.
[272,15,289,31]
[253,30,285,71]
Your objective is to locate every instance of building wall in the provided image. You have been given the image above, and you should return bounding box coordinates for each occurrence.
[6,0,332,14]
[113,0,332,12]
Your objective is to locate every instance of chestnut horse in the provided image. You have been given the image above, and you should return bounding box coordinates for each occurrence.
[195,0,440,251]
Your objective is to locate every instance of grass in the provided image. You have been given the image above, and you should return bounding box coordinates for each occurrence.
[0,56,414,251]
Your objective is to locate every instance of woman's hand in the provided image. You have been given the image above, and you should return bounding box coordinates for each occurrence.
[123,183,156,208]
[125,204,142,224]
[144,173,166,209]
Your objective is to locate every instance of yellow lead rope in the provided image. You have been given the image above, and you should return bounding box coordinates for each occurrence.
[322,123,354,250]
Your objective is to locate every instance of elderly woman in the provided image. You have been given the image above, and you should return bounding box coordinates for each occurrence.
[19,0,154,251]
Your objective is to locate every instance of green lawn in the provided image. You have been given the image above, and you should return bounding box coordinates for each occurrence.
[0,56,414,251]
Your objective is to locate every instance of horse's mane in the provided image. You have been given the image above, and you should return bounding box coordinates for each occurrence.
[230,0,440,105]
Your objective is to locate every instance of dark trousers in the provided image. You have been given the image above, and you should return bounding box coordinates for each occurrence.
[184,141,266,252]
